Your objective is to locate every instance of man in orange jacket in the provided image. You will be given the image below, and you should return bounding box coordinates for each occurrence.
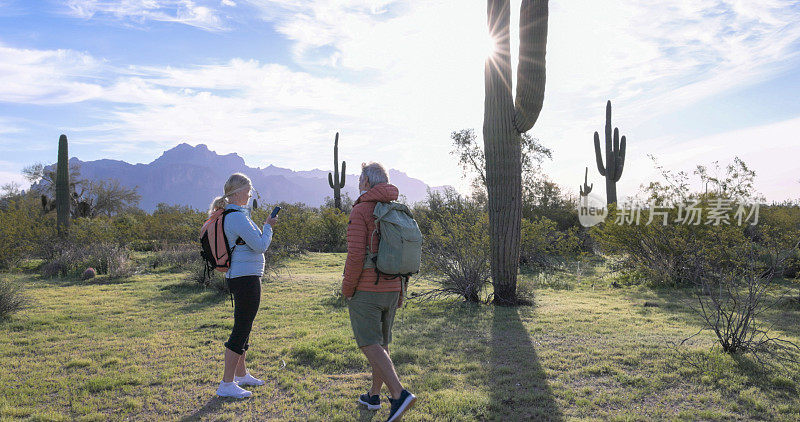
[343,162,416,422]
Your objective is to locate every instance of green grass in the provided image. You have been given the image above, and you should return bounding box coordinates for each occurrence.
[1,253,799,421]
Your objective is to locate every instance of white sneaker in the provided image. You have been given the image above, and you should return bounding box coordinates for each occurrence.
[234,372,265,387]
[216,381,252,398]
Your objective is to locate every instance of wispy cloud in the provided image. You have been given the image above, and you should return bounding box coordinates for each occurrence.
[0,43,105,104]
[63,0,227,31]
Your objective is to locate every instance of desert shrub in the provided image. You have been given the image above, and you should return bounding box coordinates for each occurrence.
[254,202,315,253]
[129,239,159,252]
[415,189,491,303]
[248,202,311,275]
[323,192,354,214]
[520,216,582,270]
[68,216,119,245]
[591,202,754,286]
[0,195,55,269]
[143,203,206,245]
[112,213,140,244]
[523,178,581,231]
[147,243,200,272]
[308,207,348,252]
[688,238,800,360]
[589,156,787,286]
[755,203,800,278]
[0,278,28,319]
[41,242,133,279]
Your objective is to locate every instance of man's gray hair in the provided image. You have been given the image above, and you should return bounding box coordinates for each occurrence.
[361,162,389,187]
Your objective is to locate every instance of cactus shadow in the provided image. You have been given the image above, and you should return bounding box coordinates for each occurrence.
[489,306,563,421]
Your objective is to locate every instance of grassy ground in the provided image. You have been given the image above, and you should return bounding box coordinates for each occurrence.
[1,253,799,421]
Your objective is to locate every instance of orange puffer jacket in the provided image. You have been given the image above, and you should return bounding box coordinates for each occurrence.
[341,183,402,298]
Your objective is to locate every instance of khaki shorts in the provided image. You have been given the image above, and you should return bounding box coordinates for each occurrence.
[348,290,401,347]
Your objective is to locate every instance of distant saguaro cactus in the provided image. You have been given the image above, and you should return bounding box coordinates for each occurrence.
[41,195,48,212]
[327,132,346,210]
[483,0,548,305]
[593,100,627,206]
[55,134,70,233]
[579,167,592,197]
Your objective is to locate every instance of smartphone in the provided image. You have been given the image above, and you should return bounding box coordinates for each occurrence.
[270,206,282,218]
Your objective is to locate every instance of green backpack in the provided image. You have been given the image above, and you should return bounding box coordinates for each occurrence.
[365,202,423,281]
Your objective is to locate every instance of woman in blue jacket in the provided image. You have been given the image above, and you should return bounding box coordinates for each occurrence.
[208,173,277,398]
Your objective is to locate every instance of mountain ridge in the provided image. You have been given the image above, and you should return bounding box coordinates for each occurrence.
[51,143,448,212]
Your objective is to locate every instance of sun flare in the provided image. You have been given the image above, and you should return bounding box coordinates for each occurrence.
[486,33,500,58]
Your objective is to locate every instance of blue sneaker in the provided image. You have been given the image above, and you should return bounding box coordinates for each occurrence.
[386,389,416,422]
[358,392,381,410]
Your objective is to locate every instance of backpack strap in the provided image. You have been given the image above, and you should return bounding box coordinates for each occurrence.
[220,208,241,309]
[220,209,243,265]
[368,212,401,284]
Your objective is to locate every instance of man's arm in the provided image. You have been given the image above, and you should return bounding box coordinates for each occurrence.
[342,206,368,298]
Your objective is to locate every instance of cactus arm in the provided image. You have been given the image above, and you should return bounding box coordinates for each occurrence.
[580,166,593,196]
[584,167,593,193]
[328,172,335,189]
[611,127,620,180]
[614,135,626,182]
[339,161,346,188]
[593,131,606,176]
[512,0,548,133]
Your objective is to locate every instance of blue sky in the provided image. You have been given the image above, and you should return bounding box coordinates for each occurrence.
[1,0,799,202]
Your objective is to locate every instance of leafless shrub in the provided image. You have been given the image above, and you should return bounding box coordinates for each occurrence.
[148,243,200,271]
[41,242,133,279]
[0,278,28,319]
[684,237,800,363]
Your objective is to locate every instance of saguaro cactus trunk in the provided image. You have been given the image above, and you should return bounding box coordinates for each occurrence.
[483,0,548,305]
[327,132,346,210]
[593,100,627,206]
[55,134,70,234]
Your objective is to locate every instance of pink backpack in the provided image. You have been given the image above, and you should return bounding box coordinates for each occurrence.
[199,208,240,275]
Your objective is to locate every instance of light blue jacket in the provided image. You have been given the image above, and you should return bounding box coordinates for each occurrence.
[223,204,273,279]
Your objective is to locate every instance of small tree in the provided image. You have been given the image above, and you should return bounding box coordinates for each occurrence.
[87,179,141,217]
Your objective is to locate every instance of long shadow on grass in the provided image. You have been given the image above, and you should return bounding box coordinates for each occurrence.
[157,282,228,313]
[489,306,562,421]
[625,280,800,339]
[179,396,243,421]
[34,275,139,287]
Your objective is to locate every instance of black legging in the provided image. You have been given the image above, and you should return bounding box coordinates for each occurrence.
[224,275,261,355]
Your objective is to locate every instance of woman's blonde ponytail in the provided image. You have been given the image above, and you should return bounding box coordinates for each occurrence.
[208,173,252,216]
[208,196,228,216]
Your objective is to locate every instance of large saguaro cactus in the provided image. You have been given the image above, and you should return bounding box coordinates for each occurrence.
[483,0,548,305]
[55,134,70,234]
[327,132,346,210]
[593,100,626,205]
